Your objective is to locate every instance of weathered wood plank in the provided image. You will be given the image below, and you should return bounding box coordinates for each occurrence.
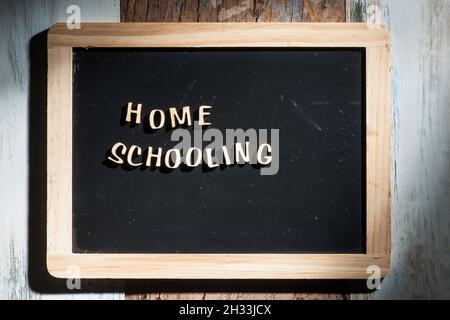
[302,0,345,22]
[127,292,348,300]
[0,0,122,300]
[348,0,450,299]
[121,0,344,22]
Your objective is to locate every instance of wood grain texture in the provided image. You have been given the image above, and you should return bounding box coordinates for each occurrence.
[120,0,347,300]
[48,22,390,48]
[121,0,344,22]
[0,0,122,300]
[348,0,450,299]
[47,47,73,256]
[365,45,392,255]
[47,253,390,279]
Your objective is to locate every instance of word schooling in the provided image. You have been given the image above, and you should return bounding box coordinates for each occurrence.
[106,103,274,171]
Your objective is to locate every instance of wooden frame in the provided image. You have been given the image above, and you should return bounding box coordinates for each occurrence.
[47,23,391,279]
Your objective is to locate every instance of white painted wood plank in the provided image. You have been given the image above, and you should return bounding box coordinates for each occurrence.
[0,0,123,300]
[348,0,450,299]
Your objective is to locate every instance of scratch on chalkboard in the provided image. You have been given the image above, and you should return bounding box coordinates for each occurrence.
[290,99,323,131]
[180,79,197,105]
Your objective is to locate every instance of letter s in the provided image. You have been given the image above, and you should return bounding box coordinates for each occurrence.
[108,142,127,165]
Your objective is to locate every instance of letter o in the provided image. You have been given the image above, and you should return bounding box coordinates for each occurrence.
[165,149,182,169]
[185,148,202,167]
[149,109,165,130]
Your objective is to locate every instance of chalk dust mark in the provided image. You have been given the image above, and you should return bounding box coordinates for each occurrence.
[290,99,323,131]
[180,79,197,105]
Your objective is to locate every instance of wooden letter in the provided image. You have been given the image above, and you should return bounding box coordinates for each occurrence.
[126,145,143,167]
[165,149,182,169]
[257,144,272,165]
[145,147,163,167]
[198,106,212,126]
[125,102,142,124]
[204,148,220,168]
[235,142,250,164]
[185,147,202,167]
[149,109,165,130]
[221,146,232,165]
[169,106,192,128]
[108,142,127,164]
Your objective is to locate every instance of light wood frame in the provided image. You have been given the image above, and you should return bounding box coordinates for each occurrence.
[47,23,391,279]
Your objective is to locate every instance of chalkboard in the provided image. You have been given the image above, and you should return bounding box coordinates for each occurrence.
[72,48,365,254]
[47,23,391,279]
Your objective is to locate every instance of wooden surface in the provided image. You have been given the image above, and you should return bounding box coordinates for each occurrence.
[0,0,122,299]
[47,47,73,256]
[121,0,345,22]
[1,0,449,300]
[48,254,390,279]
[47,22,390,281]
[48,22,389,47]
[347,0,450,300]
[365,44,391,256]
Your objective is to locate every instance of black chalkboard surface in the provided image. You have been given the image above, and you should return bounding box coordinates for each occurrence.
[72,48,365,254]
